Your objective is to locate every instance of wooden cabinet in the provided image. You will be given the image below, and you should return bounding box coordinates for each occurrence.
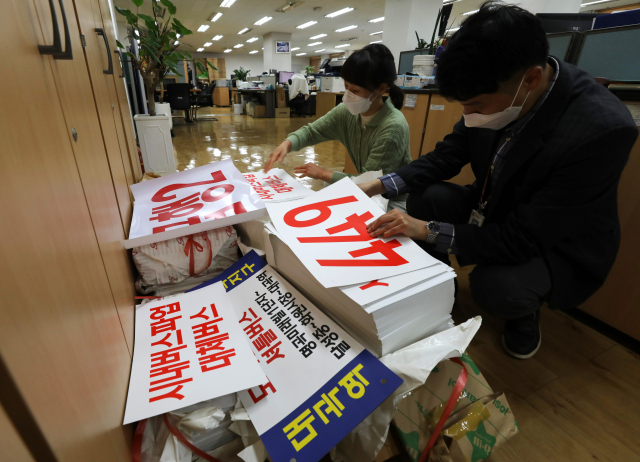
[316,92,343,118]
[400,93,431,160]
[579,127,640,340]
[207,57,226,82]
[213,86,231,106]
[0,0,135,459]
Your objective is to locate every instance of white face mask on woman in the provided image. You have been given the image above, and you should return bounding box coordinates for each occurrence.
[343,89,378,115]
[463,73,530,130]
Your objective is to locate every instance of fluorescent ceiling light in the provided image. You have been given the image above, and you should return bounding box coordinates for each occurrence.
[370,40,382,44]
[315,49,325,52]
[212,35,223,40]
[297,21,318,29]
[462,9,478,15]
[203,42,213,47]
[254,16,272,25]
[310,34,327,39]
[197,47,204,51]
[369,17,384,23]
[176,33,181,38]
[174,41,179,45]
[447,27,460,33]
[247,37,258,42]
[224,49,232,53]
[197,25,210,32]
[335,44,350,48]
[210,12,223,21]
[234,44,243,48]
[220,0,236,7]
[308,42,322,46]
[291,47,300,51]
[296,52,307,56]
[335,25,357,32]
[369,31,383,35]
[326,7,354,18]
[238,28,250,34]
[249,50,258,54]
[580,0,615,5]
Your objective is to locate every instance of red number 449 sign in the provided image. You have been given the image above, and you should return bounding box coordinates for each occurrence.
[266,179,439,288]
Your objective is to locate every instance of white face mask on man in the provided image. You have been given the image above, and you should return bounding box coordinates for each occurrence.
[463,73,530,130]
[343,89,378,115]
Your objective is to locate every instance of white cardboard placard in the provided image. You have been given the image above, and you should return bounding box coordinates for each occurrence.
[243,168,314,202]
[122,283,268,424]
[125,159,266,248]
[266,178,441,287]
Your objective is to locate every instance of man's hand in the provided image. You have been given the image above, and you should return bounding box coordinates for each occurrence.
[294,163,333,182]
[357,179,386,197]
[367,209,429,241]
[264,140,292,173]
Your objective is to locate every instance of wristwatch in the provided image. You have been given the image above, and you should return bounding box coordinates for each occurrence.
[426,221,440,244]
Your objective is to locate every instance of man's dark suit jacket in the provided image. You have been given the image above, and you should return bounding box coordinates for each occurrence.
[395,60,639,309]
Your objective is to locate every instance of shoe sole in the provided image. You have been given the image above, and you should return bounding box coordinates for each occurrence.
[502,332,541,359]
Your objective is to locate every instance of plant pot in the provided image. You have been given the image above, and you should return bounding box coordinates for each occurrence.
[155,102,173,129]
[134,114,176,175]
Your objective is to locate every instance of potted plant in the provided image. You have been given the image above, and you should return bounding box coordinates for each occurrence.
[303,64,315,81]
[115,0,216,174]
[233,66,250,82]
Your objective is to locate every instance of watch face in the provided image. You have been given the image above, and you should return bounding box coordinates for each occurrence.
[428,222,440,234]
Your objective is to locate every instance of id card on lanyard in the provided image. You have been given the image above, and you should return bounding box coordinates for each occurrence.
[469,138,509,227]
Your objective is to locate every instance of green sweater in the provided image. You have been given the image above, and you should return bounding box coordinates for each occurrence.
[286,97,412,190]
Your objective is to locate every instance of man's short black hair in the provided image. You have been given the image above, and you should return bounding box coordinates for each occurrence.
[436,1,549,101]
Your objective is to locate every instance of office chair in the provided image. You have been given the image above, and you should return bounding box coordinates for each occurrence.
[192,81,218,122]
[166,83,194,124]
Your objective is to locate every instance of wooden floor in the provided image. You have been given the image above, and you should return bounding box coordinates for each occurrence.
[173,107,640,462]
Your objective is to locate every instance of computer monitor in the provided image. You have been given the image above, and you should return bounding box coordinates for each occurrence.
[575,24,640,83]
[279,71,295,83]
[398,50,429,75]
[547,32,583,64]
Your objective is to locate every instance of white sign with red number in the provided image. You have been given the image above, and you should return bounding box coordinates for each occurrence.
[124,159,266,248]
[265,178,441,288]
[122,283,268,424]
[243,168,314,202]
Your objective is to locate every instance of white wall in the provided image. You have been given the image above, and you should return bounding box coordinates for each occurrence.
[192,53,309,79]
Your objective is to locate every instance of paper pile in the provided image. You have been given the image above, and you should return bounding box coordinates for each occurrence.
[262,179,456,357]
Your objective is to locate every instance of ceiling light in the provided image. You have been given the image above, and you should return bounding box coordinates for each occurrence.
[291,47,300,51]
[335,25,357,32]
[580,0,616,5]
[310,34,327,39]
[315,49,325,52]
[247,37,258,42]
[203,42,212,47]
[174,41,179,45]
[197,47,205,51]
[234,44,244,48]
[325,7,354,18]
[462,9,479,15]
[369,31,383,35]
[297,21,318,29]
[296,52,307,56]
[369,17,384,23]
[335,44,350,48]
[212,35,223,40]
[447,27,460,33]
[238,28,250,34]
[220,0,236,7]
[176,33,181,38]
[276,2,303,13]
[209,12,223,21]
[254,16,272,25]
[197,25,210,32]
[370,40,382,44]
[224,49,232,53]
[249,50,258,54]
[308,42,322,46]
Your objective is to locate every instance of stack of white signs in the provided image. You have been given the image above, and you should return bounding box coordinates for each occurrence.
[264,178,456,357]
[124,159,266,248]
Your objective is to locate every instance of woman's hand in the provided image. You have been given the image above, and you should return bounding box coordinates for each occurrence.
[294,163,333,182]
[357,179,386,197]
[264,140,292,173]
[367,209,429,241]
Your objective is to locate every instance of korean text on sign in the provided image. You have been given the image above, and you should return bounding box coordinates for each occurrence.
[243,168,314,203]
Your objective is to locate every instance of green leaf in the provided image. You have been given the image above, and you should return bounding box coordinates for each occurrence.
[160,0,177,15]
[172,18,191,36]
[138,13,154,22]
[141,44,161,64]
[207,62,218,71]
[131,0,143,6]
[183,50,192,59]
[116,40,125,49]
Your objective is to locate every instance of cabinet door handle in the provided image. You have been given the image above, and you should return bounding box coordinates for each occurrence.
[38,0,73,60]
[95,28,113,74]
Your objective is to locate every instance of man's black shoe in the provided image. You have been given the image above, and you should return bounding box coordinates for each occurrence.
[502,309,541,359]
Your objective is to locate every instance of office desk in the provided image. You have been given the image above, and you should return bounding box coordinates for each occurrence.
[316,91,343,118]
[236,89,276,118]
